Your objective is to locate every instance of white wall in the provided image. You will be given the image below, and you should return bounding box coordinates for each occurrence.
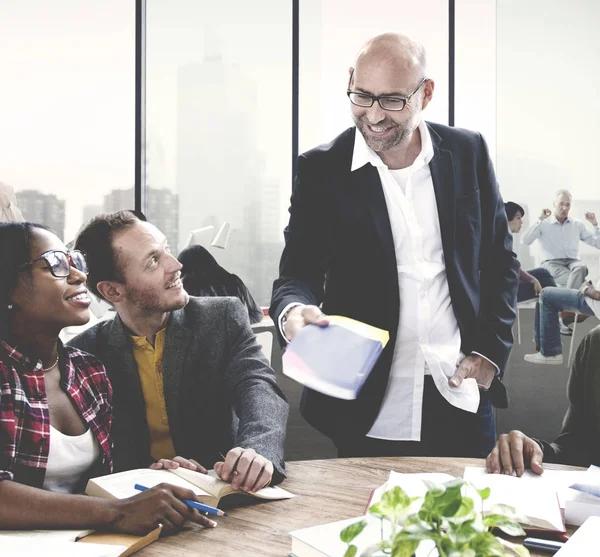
[299,0,449,153]
[455,0,497,163]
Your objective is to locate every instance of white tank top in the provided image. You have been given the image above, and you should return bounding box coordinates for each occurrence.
[42,425,100,494]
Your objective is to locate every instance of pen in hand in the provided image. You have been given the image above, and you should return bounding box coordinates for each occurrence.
[219,452,239,476]
[134,484,227,517]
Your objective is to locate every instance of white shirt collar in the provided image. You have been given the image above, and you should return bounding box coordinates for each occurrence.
[351,119,434,172]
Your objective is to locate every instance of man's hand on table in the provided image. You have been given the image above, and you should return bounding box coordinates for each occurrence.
[486,430,545,477]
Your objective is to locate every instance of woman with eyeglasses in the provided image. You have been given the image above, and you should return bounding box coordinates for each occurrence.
[0,222,215,534]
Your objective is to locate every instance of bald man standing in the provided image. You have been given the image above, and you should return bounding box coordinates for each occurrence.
[271,33,519,458]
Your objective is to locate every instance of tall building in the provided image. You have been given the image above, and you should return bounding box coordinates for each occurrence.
[174,50,282,304]
[99,187,179,252]
[16,190,66,240]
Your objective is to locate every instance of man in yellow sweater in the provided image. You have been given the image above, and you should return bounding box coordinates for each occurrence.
[70,211,288,491]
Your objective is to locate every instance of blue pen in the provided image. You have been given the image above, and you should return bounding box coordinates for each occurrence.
[134,483,227,517]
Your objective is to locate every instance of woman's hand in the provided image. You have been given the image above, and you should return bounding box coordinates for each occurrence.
[108,483,216,535]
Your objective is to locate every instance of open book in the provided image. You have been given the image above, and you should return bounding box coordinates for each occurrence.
[86,467,293,508]
[0,527,159,557]
[463,466,567,532]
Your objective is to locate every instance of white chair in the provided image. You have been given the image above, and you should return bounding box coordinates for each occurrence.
[516,298,538,345]
[255,331,273,365]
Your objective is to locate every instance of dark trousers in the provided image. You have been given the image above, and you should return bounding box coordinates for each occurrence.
[336,375,495,459]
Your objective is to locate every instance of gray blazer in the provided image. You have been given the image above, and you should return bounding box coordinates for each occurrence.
[69,296,288,482]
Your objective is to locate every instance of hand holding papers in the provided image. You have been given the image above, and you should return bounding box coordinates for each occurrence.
[282,316,389,400]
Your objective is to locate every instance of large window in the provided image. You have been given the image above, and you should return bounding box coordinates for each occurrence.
[145,0,292,305]
[497,0,600,279]
[299,0,449,153]
[0,1,135,242]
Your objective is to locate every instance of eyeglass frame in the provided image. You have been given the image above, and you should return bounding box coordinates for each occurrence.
[19,249,89,278]
[346,69,428,112]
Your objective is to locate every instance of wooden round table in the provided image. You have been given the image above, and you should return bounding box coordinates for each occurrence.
[140,456,581,556]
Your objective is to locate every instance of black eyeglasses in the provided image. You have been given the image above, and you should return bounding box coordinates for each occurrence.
[20,249,89,278]
[347,69,428,112]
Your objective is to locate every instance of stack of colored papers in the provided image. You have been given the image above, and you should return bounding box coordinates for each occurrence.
[282,316,389,400]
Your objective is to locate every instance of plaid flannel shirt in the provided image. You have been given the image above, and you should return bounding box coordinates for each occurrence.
[0,340,113,489]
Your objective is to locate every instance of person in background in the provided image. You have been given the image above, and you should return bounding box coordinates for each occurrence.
[70,211,288,491]
[523,279,600,365]
[521,189,599,291]
[0,182,25,223]
[0,222,215,534]
[271,32,519,459]
[487,325,600,475]
[178,244,264,325]
[505,201,557,351]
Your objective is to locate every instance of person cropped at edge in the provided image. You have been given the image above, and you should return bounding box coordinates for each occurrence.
[505,201,557,351]
[0,222,215,534]
[178,244,264,325]
[521,189,600,290]
[270,32,519,458]
[487,325,600,476]
[69,211,288,491]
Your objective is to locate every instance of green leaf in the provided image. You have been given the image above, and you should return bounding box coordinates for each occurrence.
[477,487,491,501]
[391,538,419,557]
[340,520,368,544]
[344,545,357,557]
[359,543,387,557]
[423,480,446,495]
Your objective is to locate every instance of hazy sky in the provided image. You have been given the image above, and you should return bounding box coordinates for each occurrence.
[1,0,598,248]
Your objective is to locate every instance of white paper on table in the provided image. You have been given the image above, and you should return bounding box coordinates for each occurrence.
[555,516,600,555]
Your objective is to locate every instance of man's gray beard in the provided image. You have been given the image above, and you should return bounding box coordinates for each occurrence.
[354,116,410,153]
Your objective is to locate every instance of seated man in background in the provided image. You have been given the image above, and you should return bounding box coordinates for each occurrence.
[521,189,599,290]
[506,201,557,351]
[487,325,600,475]
[70,211,288,491]
[523,279,600,364]
[178,245,264,325]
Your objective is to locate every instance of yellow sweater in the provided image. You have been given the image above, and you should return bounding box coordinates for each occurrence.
[130,328,176,461]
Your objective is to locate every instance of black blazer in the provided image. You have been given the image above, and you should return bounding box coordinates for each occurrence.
[270,123,519,444]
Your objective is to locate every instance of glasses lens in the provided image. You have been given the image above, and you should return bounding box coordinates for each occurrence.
[70,251,89,275]
[379,97,405,111]
[349,92,374,107]
[45,251,70,277]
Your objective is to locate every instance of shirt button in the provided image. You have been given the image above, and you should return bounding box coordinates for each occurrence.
[40,437,47,445]
[35,392,44,401]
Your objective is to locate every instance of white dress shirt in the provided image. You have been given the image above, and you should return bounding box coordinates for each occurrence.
[521,215,600,262]
[353,121,479,441]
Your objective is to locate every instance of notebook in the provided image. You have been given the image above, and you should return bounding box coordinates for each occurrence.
[282,315,389,400]
[86,467,293,508]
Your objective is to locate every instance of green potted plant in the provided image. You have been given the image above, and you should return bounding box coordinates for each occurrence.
[340,479,530,557]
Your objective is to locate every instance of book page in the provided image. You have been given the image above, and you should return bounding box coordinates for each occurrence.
[0,536,126,557]
[463,467,565,531]
[464,466,589,507]
[173,468,294,501]
[0,529,93,542]
[88,469,210,499]
[172,467,232,498]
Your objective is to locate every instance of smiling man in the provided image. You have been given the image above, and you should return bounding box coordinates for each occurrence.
[271,32,519,458]
[68,211,288,491]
